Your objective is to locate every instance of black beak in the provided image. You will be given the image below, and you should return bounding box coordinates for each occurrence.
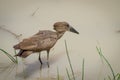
[69,26,79,34]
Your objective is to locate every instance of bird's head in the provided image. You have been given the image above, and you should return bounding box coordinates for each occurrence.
[53,22,79,34]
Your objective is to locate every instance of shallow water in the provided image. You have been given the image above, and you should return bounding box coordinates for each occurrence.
[0,0,120,80]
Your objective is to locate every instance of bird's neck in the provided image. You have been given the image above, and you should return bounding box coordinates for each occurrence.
[56,31,65,39]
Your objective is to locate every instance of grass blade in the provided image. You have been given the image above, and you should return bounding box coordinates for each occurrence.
[57,67,60,80]
[117,75,120,80]
[0,49,16,63]
[116,73,120,80]
[104,78,106,80]
[66,68,71,80]
[96,46,103,63]
[14,49,18,63]
[0,48,17,63]
[64,40,75,80]
[82,58,85,80]
[96,46,116,80]
[108,75,111,80]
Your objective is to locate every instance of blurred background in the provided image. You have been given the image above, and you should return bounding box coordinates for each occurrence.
[0,0,120,80]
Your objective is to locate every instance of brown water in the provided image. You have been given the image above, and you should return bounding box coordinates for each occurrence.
[0,0,120,80]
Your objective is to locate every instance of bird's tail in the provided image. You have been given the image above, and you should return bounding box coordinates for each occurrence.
[15,50,32,58]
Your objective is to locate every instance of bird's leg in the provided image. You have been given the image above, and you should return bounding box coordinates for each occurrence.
[47,50,50,68]
[39,52,43,65]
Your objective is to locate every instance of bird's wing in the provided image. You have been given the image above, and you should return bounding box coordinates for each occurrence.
[19,35,40,50]
[37,32,58,50]
[18,30,58,51]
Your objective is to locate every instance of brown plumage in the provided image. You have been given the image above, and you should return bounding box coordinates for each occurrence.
[13,22,79,67]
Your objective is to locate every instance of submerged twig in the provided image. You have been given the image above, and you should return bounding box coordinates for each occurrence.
[0,25,22,40]
[31,7,39,16]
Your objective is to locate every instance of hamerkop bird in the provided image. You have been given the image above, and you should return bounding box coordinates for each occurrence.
[13,22,79,67]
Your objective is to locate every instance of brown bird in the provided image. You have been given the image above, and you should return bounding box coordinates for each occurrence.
[13,22,79,67]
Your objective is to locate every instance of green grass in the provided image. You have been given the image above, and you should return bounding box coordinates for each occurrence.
[65,40,75,80]
[0,48,18,64]
[0,42,119,80]
[116,73,120,80]
[96,45,120,80]
[14,49,18,63]
[66,68,71,80]
[63,42,119,80]
[57,67,60,80]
